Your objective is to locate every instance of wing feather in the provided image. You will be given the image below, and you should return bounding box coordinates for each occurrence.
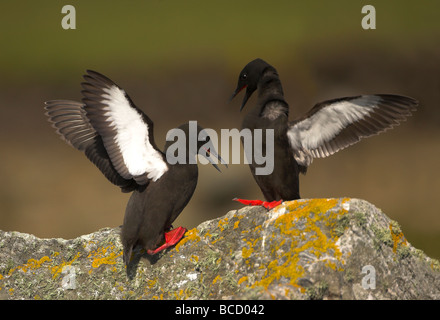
[287,94,417,167]
[81,70,168,184]
[44,100,138,192]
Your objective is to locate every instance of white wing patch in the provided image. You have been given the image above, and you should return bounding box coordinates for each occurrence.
[101,85,168,181]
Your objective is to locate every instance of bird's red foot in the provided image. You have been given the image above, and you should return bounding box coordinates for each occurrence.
[146,226,187,255]
[233,198,283,210]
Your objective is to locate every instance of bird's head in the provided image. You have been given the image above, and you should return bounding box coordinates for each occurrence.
[229,58,272,111]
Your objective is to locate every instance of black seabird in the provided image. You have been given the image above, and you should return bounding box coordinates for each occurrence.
[230,58,417,209]
[45,70,224,269]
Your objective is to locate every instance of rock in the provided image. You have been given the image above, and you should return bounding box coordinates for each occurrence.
[0,198,439,300]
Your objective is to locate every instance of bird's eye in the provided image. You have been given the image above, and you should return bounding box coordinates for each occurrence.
[241,73,247,80]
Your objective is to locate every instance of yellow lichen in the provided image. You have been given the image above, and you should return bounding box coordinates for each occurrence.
[152,293,164,300]
[389,223,407,253]
[253,198,349,290]
[238,276,248,285]
[50,252,81,279]
[218,218,229,232]
[170,288,193,300]
[88,245,122,272]
[325,259,338,271]
[211,236,224,244]
[10,256,51,274]
[233,221,240,229]
[175,228,200,252]
[237,213,245,220]
[212,275,222,284]
[147,279,157,288]
[242,246,254,259]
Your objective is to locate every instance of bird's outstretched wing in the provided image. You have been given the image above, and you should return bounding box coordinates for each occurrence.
[80,70,168,185]
[287,94,418,167]
[45,70,168,189]
[45,100,138,192]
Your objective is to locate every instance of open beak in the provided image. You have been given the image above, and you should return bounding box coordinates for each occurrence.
[229,85,249,111]
[203,143,227,172]
[229,85,246,101]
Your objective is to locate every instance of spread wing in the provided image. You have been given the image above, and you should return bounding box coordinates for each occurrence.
[45,70,168,190]
[44,100,139,192]
[80,70,168,185]
[287,94,417,167]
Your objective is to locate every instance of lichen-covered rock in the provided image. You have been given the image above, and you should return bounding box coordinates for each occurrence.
[0,198,439,300]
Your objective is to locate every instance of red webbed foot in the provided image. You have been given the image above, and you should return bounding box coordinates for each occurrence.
[233,198,283,210]
[262,200,283,210]
[146,226,187,255]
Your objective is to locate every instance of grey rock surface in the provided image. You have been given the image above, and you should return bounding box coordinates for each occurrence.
[1,198,439,300]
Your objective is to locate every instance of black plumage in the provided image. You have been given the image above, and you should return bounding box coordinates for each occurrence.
[45,70,224,270]
[230,58,417,208]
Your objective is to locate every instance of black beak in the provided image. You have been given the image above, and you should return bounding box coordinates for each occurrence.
[230,85,252,111]
[203,144,228,172]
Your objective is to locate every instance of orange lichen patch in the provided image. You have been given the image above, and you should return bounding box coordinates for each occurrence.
[9,256,51,275]
[324,259,340,271]
[255,257,304,290]
[242,245,254,259]
[238,276,248,285]
[87,245,122,272]
[218,218,229,232]
[210,236,224,244]
[253,198,349,290]
[50,252,81,279]
[147,279,157,289]
[233,221,240,229]
[175,228,200,252]
[389,223,407,253]
[152,293,164,300]
[212,275,222,284]
[167,287,193,300]
[241,236,262,260]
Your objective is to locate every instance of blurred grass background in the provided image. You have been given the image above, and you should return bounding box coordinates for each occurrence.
[1,1,440,259]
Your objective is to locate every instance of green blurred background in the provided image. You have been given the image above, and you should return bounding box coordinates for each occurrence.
[1,1,439,259]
